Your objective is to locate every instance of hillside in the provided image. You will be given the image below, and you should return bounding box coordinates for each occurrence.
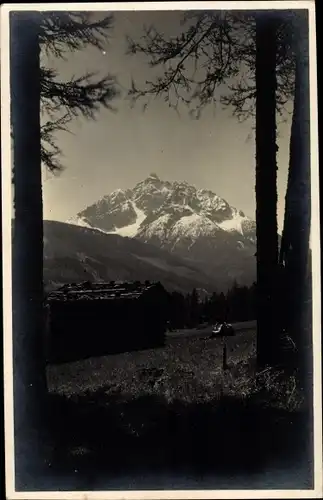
[43,220,221,293]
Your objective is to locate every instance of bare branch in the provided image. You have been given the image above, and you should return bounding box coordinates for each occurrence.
[127,10,295,122]
[37,12,119,171]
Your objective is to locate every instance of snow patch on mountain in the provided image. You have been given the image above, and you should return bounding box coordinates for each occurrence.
[66,216,111,235]
[197,189,228,211]
[217,211,249,235]
[111,202,146,237]
[139,213,172,240]
[172,213,218,238]
[110,188,124,197]
[66,215,92,229]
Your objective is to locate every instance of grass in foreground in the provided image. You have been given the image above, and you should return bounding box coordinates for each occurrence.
[47,331,256,399]
[18,332,312,490]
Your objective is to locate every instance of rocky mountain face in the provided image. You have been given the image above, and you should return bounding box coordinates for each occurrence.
[67,174,257,287]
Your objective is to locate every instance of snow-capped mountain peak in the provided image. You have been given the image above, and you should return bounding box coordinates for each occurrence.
[67,175,256,255]
[148,172,160,180]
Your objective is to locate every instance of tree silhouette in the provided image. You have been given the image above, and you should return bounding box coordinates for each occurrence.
[128,10,293,118]
[254,12,281,368]
[127,9,291,368]
[199,284,256,325]
[226,281,252,322]
[217,291,228,322]
[279,11,311,389]
[10,10,118,481]
[168,291,185,329]
[188,288,200,327]
[39,11,119,172]
[10,14,47,480]
[205,292,218,323]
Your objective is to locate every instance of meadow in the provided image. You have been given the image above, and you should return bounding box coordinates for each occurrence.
[44,329,311,490]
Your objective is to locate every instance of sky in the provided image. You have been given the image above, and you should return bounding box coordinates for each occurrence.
[42,10,293,231]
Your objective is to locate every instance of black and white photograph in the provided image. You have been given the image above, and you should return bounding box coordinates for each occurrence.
[1,1,322,498]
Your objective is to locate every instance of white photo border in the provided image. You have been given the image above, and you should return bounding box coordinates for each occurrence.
[1,2,321,499]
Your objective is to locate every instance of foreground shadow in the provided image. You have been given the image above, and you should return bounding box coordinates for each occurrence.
[18,389,313,491]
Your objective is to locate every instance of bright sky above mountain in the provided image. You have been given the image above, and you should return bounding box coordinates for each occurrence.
[42,9,292,231]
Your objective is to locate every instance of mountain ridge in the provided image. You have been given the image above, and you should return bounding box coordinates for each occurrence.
[67,173,256,245]
[65,174,257,288]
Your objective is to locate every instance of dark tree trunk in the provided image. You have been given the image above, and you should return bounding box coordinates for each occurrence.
[10,12,50,483]
[279,12,311,389]
[255,14,280,370]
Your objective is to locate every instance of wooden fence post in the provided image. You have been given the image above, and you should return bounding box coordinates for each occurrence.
[222,339,228,371]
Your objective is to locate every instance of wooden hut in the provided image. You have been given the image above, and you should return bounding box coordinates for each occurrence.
[45,280,169,364]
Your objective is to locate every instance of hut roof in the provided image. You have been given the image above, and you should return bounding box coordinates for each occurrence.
[46,280,161,302]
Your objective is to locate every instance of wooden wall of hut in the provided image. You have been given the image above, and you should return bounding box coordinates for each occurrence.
[46,284,168,364]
